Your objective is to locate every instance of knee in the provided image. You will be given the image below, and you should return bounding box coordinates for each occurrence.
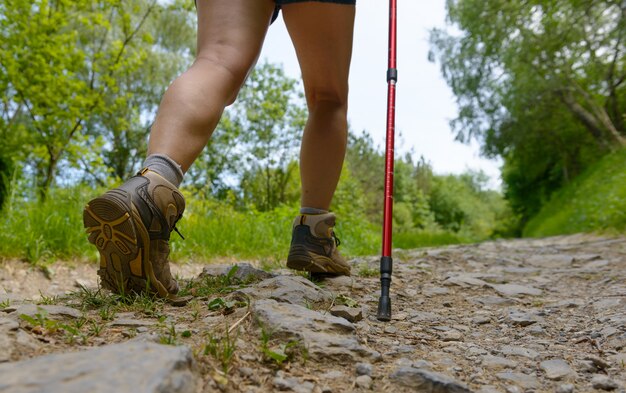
[305,86,349,116]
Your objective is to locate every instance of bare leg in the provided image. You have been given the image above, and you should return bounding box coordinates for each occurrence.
[147,0,276,172]
[281,3,355,211]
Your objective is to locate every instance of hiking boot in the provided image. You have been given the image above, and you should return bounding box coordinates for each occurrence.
[286,212,351,276]
[82,168,185,298]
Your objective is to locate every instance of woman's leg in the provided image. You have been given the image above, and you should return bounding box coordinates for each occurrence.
[148,0,276,172]
[281,2,355,211]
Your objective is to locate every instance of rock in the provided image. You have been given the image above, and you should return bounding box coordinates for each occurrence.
[329,305,363,322]
[490,284,542,297]
[440,330,463,342]
[539,359,575,380]
[273,376,314,393]
[355,375,372,389]
[585,355,610,370]
[252,299,380,361]
[591,374,619,391]
[472,297,517,306]
[239,276,332,306]
[471,316,491,325]
[0,342,198,392]
[384,325,397,334]
[389,367,472,392]
[110,318,156,327]
[320,370,344,379]
[0,320,41,363]
[556,383,574,393]
[499,345,540,359]
[481,355,517,370]
[200,263,273,282]
[356,362,373,376]
[506,310,538,326]
[496,372,540,389]
[11,304,82,319]
[525,254,573,268]
[422,286,450,296]
[444,274,489,288]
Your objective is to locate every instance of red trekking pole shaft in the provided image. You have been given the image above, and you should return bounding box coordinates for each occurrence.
[377,0,397,322]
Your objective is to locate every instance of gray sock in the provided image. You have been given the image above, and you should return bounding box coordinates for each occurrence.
[300,207,329,215]
[142,154,184,187]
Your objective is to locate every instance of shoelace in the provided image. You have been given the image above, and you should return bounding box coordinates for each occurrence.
[331,231,341,247]
[173,225,185,240]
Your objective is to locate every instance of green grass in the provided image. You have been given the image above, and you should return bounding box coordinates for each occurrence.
[393,229,469,249]
[524,148,626,237]
[0,185,470,264]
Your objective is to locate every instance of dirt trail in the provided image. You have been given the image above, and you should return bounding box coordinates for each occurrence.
[0,234,625,392]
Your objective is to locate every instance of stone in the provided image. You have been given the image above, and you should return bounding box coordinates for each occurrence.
[440,330,463,342]
[0,322,41,363]
[591,374,619,391]
[422,286,450,296]
[0,342,198,392]
[273,376,314,393]
[525,254,573,268]
[539,359,575,380]
[10,304,82,319]
[390,367,472,392]
[499,345,540,359]
[506,310,538,326]
[556,383,574,393]
[356,362,373,376]
[490,284,542,297]
[329,305,363,322]
[444,274,489,288]
[355,375,372,389]
[200,262,273,282]
[110,318,156,327]
[472,297,517,306]
[252,299,379,361]
[481,355,517,370]
[320,370,344,379]
[471,316,491,325]
[239,276,332,306]
[496,372,540,389]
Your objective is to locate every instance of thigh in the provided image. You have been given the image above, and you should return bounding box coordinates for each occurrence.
[280,2,356,106]
[195,0,276,84]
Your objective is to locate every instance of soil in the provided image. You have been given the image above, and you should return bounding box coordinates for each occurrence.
[1,233,625,392]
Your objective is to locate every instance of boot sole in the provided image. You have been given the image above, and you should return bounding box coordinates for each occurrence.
[83,194,171,297]
[287,245,350,276]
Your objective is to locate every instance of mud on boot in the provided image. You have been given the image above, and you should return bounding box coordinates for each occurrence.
[83,168,185,298]
[286,212,351,276]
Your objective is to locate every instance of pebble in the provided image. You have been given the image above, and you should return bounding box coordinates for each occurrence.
[329,305,363,323]
[356,362,373,376]
[591,374,619,391]
[556,383,574,393]
[355,375,372,389]
[539,359,575,380]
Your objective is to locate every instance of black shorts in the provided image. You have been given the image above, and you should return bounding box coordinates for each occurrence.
[272,0,356,23]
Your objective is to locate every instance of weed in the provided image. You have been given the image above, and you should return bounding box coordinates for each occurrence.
[88,320,104,337]
[160,323,179,346]
[0,299,10,310]
[98,306,116,322]
[37,291,60,305]
[357,263,378,277]
[19,308,61,334]
[204,329,237,374]
[258,325,306,366]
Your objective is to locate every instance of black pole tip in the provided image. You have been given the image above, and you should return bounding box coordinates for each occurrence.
[376,295,391,321]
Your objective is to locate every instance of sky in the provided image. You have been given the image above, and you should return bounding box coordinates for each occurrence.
[259,0,503,189]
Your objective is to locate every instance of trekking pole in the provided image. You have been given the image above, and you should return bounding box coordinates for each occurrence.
[376,0,397,322]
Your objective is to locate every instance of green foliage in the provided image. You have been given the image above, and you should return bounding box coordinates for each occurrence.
[524,149,626,237]
[204,329,238,374]
[431,0,625,221]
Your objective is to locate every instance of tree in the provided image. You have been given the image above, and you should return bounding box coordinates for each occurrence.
[430,0,626,220]
[0,0,195,197]
[233,62,307,211]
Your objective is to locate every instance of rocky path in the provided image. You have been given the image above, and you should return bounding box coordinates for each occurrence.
[0,234,625,392]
